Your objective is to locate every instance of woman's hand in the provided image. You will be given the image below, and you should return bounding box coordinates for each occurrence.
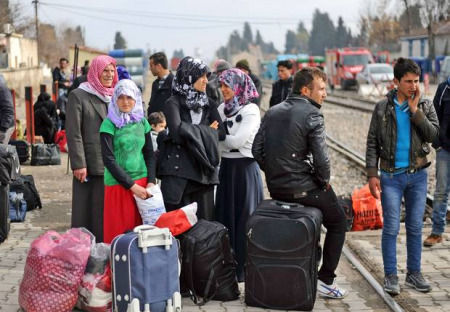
[131,184,149,200]
[146,182,156,196]
[210,120,219,129]
[73,168,87,183]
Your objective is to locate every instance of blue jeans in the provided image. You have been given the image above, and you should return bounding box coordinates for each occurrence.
[380,169,428,275]
[432,149,450,235]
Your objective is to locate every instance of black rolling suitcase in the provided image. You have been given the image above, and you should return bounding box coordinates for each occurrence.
[245,200,323,311]
[0,184,10,243]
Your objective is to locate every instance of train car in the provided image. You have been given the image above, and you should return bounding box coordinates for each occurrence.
[262,54,309,80]
[296,56,325,70]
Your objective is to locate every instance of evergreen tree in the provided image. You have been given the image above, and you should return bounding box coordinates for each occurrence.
[255,30,264,46]
[309,9,336,55]
[297,22,310,53]
[243,22,253,45]
[336,17,349,47]
[229,30,244,54]
[114,31,127,50]
[173,49,184,59]
[285,30,298,53]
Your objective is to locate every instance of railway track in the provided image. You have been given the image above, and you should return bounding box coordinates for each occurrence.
[258,96,434,311]
[262,79,377,113]
[327,134,435,312]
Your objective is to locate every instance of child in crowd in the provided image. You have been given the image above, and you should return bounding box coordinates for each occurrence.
[100,79,156,243]
[148,111,167,152]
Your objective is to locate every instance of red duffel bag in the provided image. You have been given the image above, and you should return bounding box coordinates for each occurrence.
[55,130,68,153]
[19,228,92,312]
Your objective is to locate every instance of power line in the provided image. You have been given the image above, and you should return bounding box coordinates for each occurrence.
[39,2,310,24]
[39,5,246,30]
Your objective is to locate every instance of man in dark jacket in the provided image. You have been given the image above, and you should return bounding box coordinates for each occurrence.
[423,76,450,247]
[52,57,71,97]
[147,52,174,117]
[236,59,262,106]
[0,81,14,144]
[252,67,348,299]
[366,58,438,295]
[269,60,294,107]
[206,59,231,104]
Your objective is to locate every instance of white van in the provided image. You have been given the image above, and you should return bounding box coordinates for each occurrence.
[439,56,450,83]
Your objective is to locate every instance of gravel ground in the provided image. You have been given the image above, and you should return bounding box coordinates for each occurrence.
[322,102,437,196]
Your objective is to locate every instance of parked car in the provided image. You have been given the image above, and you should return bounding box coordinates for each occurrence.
[356,63,394,87]
[439,56,450,83]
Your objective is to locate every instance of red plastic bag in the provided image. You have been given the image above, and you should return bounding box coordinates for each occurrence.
[55,130,68,153]
[19,228,92,312]
[351,184,383,231]
[155,202,198,236]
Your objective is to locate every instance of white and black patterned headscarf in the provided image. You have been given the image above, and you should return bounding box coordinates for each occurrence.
[172,56,211,112]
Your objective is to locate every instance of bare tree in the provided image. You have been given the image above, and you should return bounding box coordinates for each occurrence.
[400,0,412,34]
[417,0,450,66]
[9,0,34,36]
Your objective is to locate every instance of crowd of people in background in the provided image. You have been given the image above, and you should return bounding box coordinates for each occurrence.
[2,49,449,299]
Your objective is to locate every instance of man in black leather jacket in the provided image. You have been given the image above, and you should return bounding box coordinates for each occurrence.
[252,67,348,299]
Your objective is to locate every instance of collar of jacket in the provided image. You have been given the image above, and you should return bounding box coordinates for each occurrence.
[285,93,321,109]
[385,88,427,107]
[157,72,173,90]
[279,76,293,85]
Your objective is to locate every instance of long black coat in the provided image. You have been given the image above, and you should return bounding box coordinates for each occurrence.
[157,93,225,202]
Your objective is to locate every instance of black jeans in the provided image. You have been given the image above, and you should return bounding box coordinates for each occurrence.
[272,186,347,284]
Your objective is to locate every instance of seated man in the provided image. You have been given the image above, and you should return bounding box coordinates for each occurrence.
[252,67,348,299]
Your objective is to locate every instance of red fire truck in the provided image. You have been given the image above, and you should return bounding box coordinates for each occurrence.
[326,47,373,90]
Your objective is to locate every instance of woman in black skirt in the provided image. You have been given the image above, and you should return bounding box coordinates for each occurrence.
[215,68,264,282]
[157,56,225,220]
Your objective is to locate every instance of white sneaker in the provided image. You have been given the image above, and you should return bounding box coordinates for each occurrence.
[317,279,348,299]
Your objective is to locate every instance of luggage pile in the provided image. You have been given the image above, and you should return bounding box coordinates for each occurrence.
[17,197,330,311]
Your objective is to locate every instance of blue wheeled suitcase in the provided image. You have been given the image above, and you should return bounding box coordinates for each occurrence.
[111,225,181,312]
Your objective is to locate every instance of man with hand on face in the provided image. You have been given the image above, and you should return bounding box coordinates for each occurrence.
[269,60,293,107]
[253,67,349,299]
[366,57,439,295]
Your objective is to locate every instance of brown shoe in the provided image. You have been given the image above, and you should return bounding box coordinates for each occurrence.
[423,234,443,247]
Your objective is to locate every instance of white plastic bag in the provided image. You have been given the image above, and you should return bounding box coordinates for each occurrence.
[134,184,166,225]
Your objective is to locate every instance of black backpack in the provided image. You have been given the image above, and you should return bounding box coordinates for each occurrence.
[178,219,240,305]
[10,175,42,211]
[8,140,30,164]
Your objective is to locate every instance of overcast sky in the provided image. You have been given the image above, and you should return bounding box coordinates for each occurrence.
[18,0,398,62]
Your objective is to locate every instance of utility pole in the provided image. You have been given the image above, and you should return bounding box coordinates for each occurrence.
[32,0,39,66]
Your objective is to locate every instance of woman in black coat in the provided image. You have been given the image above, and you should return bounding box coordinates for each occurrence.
[34,92,58,143]
[157,56,225,220]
